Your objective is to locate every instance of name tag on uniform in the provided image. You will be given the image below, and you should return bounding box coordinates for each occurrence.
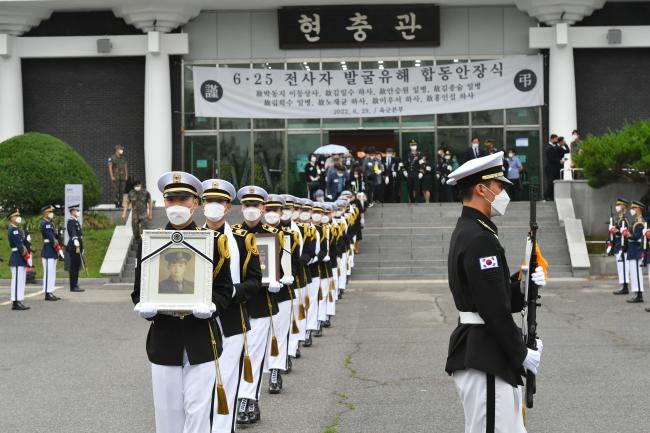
[479,256,498,270]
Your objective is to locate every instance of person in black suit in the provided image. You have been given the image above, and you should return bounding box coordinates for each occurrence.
[66,204,84,292]
[382,147,402,203]
[544,134,562,200]
[462,136,488,163]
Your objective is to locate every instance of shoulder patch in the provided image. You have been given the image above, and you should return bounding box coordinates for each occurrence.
[13,230,19,235]
[479,256,499,270]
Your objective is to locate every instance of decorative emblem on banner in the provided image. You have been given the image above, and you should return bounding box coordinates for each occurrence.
[200,80,224,102]
[514,69,537,92]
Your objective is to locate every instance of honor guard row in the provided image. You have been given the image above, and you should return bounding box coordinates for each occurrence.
[609,198,650,311]
[131,171,364,433]
[6,204,87,310]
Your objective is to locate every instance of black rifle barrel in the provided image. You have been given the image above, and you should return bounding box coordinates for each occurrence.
[525,184,539,409]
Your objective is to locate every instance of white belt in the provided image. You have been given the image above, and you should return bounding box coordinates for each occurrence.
[459,311,485,325]
[11,247,18,252]
[43,239,50,243]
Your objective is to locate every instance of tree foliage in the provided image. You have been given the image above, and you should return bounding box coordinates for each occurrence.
[0,132,101,213]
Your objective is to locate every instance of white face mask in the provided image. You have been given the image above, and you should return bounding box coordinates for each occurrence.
[291,210,300,220]
[134,186,142,191]
[572,134,578,140]
[444,155,451,160]
[47,212,54,220]
[312,213,322,223]
[166,205,192,226]
[281,209,292,221]
[243,207,262,222]
[204,202,226,222]
[482,185,510,217]
[118,149,124,155]
[321,215,330,224]
[15,216,22,225]
[299,211,311,222]
[630,209,637,217]
[472,143,479,149]
[335,210,342,217]
[264,211,280,225]
[615,205,622,213]
[410,146,417,151]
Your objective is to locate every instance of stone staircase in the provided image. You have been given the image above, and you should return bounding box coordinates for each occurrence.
[352,202,574,280]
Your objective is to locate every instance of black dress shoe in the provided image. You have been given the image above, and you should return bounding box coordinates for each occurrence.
[645,307,650,312]
[70,286,85,292]
[627,292,644,303]
[295,346,301,358]
[12,301,30,310]
[303,331,312,347]
[247,399,260,423]
[286,356,293,373]
[45,293,59,301]
[269,369,282,394]
[235,399,249,424]
[314,325,323,337]
[323,317,331,328]
[613,284,629,295]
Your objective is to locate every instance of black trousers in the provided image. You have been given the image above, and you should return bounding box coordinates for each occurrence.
[407,176,419,203]
[69,252,81,288]
[544,169,557,200]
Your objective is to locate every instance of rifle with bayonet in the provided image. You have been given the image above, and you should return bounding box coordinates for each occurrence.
[522,184,541,409]
[606,206,615,256]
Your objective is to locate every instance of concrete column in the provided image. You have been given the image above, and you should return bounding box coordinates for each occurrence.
[144,45,171,205]
[548,24,577,180]
[0,47,24,142]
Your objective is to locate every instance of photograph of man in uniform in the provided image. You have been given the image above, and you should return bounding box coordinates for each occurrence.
[158,250,195,294]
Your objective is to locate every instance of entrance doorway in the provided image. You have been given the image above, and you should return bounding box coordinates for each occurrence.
[328,130,397,155]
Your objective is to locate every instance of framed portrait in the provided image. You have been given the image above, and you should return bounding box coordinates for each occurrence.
[255,232,280,287]
[139,230,214,312]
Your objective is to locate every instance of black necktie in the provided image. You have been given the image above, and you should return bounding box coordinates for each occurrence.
[474,148,478,158]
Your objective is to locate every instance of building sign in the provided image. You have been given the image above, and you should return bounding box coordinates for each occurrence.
[278,4,440,49]
[194,56,544,119]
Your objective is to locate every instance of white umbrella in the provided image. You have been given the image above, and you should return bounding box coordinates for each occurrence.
[313,144,348,155]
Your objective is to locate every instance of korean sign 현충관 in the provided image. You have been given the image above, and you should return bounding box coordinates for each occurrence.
[193,56,544,120]
[277,4,440,49]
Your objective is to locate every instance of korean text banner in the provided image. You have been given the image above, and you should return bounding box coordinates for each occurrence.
[193,56,544,119]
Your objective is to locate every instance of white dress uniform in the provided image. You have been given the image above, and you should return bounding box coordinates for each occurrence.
[287,207,305,357]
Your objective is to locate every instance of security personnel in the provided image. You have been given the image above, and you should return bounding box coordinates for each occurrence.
[40,205,64,301]
[108,144,128,208]
[7,209,31,310]
[234,186,282,425]
[404,139,423,203]
[623,201,645,303]
[122,179,152,242]
[66,204,85,292]
[262,194,296,394]
[444,152,545,433]
[612,198,631,295]
[131,171,230,433]
[382,147,402,203]
[200,179,263,432]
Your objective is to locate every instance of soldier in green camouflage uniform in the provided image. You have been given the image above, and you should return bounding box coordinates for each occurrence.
[108,144,129,208]
[121,179,152,241]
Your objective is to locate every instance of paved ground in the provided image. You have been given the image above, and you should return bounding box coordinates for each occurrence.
[1,276,648,433]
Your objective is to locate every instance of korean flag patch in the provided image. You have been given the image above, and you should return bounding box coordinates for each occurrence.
[479,256,498,270]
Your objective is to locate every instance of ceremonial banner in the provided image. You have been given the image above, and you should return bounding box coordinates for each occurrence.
[193,56,543,119]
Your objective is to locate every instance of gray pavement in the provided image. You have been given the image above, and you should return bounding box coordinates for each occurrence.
[0,277,648,433]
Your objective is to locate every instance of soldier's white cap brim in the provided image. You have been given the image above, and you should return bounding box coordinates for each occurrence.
[158,171,203,197]
[201,179,236,201]
[446,151,512,187]
[237,185,268,203]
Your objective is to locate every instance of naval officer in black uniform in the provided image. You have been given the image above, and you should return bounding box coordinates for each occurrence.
[444,151,546,433]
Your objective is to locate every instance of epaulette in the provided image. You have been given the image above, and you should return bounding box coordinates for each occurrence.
[633,220,645,232]
[280,226,293,234]
[232,227,249,237]
[232,223,243,230]
[476,219,498,240]
[262,224,280,234]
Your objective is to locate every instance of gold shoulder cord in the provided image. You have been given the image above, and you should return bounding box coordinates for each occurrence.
[239,305,254,383]
[212,234,230,280]
[242,234,258,280]
[207,320,228,415]
[292,231,299,253]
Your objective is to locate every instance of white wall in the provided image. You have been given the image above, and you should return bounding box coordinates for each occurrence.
[182,6,538,61]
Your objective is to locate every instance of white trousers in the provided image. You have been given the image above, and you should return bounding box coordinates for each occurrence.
[238,317,270,401]
[347,250,354,276]
[306,278,320,331]
[453,369,526,433]
[627,259,644,293]
[338,254,348,291]
[212,327,245,433]
[616,252,630,284]
[151,356,216,433]
[10,266,26,301]
[265,300,292,371]
[42,258,56,294]
[317,277,329,322]
[327,271,337,316]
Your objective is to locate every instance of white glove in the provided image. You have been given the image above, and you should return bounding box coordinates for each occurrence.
[26,234,31,243]
[418,173,423,179]
[58,250,65,259]
[536,338,543,355]
[402,170,408,177]
[134,302,157,319]
[323,255,330,263]
[27,257,33,267]
[392,171,397,178]
[522,348,541,375]
[192,303,216,319]
[280,275,294,286]
[308,257,317,265]
[73,239,80,247]
[231,286,237,298]
[531,266,546,287]
[384,177,389,185]
[267,280,282,293]
[643,228,650,236]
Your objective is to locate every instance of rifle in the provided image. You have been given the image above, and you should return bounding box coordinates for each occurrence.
[80,250,89,276]
[522,184,541,409]
[642,222,648,267]
[606,206,615,256]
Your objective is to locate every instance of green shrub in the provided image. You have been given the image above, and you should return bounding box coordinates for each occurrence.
[0,132,101,213]
[574,119,650,188]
